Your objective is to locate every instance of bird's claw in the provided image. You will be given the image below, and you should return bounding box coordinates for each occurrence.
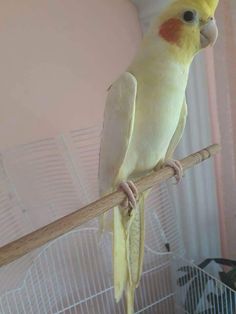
[163,159,183,183]
[119,180,138,214]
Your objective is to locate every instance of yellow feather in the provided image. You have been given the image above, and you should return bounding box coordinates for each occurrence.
[205,0,219,12]
[170,0,219,17]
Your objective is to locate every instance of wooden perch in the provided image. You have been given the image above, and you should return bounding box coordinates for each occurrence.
[0,144,220,267]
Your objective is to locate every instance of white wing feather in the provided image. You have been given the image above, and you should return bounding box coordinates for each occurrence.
[99,72,137,195]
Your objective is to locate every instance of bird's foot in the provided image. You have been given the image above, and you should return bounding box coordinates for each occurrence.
[163,159,183,183]
[119,180,138,215]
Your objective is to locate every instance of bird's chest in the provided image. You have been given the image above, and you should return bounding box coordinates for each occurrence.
[126,75,187,177]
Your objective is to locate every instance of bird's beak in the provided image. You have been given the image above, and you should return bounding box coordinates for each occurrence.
[200,17,218,49]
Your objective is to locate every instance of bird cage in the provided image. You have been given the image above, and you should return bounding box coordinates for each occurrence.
[0,230,235,313]
[0,126,233,313]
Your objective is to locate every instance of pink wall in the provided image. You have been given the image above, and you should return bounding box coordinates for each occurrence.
[0,0,141,150]
[209,0,236,259]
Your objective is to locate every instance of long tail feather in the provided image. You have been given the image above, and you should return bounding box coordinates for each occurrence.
[126,282,135,314]
[126,194,145,286]
[113,192,146,313]
[125,193,146,313]
[113,206,128,301]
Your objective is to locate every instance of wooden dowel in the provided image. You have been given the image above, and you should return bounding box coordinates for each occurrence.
[0,144,220,267]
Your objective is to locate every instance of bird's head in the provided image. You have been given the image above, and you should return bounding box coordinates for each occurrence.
[151,0,219,63]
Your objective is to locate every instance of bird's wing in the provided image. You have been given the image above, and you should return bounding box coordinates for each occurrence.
[165,99,188,160]
[98,72,137,195]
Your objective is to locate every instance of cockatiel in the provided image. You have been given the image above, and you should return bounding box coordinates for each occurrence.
[98,0,219,313]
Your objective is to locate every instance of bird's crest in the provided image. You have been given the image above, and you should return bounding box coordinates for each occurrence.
[204,0,219,13]
[172,0,219,16]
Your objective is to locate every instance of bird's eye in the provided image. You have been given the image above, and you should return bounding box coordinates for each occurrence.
[182,10,196,23]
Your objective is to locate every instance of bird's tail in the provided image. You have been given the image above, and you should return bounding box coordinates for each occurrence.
[126,282,136,314]
[113,206,128,301]
[113,193,146,314]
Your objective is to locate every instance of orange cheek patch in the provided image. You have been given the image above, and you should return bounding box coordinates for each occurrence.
[159,18,183,45]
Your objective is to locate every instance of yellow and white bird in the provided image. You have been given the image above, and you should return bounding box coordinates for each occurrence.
[98,0,219,313]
